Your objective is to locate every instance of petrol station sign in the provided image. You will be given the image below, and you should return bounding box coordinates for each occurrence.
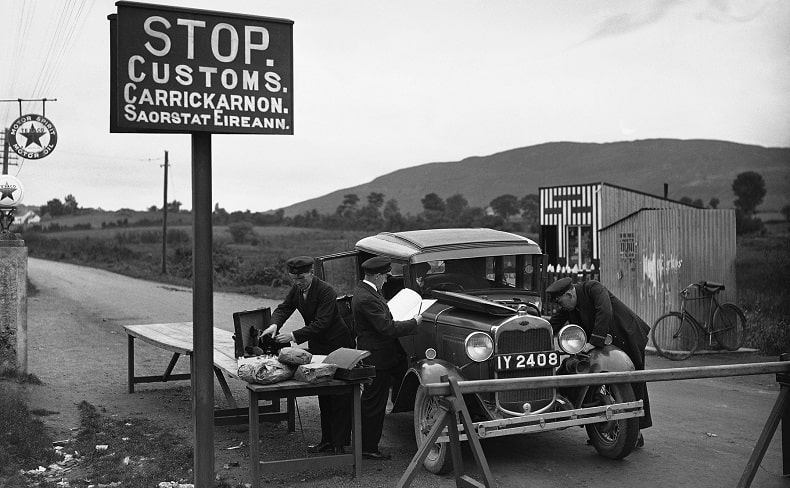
[110,1,293,134]
[8,113,58,159]
[0,175,24,207]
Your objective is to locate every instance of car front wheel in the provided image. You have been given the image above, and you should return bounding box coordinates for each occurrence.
[413,384,454,474]
[584,383,640,459]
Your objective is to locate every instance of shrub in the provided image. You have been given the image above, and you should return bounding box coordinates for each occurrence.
[228,221,254,244]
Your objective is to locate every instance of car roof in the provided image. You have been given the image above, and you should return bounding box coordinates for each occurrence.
[355,228,542,263]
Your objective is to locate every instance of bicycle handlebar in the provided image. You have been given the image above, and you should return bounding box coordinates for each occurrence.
[680,281,726,297]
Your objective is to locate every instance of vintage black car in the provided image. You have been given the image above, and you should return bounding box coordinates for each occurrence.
[316,228,643,474]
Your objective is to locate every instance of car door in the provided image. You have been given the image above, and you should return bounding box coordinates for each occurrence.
[315,250,361,296]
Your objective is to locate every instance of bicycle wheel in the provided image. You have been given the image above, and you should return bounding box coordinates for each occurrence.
[712,303,747,351]
[651,312,700,360]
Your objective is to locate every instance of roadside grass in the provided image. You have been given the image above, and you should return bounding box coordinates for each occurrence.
[0,370,58,485]
[0,375,242,488]
[736,232,790,354]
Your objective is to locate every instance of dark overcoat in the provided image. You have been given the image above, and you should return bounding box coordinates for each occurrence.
[352,281,418,370]
[271,277,353,355]
[549,280,649,368]
[549,279,652,428]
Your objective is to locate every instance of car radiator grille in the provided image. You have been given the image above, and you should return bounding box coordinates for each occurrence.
[496,328,554,411]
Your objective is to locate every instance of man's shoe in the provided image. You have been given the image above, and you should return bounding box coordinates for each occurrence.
[308,441,333,453]
[635,432,644,449]
[362,450,392,460]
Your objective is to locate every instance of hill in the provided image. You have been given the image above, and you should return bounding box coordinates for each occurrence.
[279,139,790,217]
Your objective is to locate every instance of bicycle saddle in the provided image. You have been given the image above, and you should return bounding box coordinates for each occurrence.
[700,280,725,293]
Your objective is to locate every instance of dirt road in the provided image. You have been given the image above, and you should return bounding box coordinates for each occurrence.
[23,258,788,487]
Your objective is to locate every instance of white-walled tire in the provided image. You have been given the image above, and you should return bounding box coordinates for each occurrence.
[413,385,453,474]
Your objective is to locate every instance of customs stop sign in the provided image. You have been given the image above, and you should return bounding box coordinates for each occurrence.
[110,2,293,135]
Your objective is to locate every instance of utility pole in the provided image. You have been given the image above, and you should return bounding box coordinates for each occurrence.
[2,128,9,175]
[161,150,168,274]
[1,128,17,175]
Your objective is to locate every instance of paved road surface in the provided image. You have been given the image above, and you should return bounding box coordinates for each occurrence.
[25,257,788,488]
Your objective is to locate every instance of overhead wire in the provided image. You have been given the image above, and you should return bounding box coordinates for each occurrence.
[34,0,96,98]
[1,0,95,123]
[2,0,35,124]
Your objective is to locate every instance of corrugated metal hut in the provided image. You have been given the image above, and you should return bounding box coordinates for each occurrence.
[598,208,737,349]
[539,182,693,269]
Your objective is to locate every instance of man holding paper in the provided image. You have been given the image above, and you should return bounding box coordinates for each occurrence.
[352,256,423,460]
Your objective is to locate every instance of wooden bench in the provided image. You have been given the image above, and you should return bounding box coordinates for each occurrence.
[124,322,294,427]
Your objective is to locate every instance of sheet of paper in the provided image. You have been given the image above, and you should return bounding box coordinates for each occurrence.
[387,288,436,321]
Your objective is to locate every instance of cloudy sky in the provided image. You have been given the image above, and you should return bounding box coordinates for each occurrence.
[0,0,788,212]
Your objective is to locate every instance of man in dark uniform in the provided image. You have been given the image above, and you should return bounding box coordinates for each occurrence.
[263,256,354,455]
[352,256,422,460]
[546,277,652,446]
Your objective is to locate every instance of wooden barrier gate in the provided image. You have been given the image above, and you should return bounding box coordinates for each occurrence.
[397,357,790,488]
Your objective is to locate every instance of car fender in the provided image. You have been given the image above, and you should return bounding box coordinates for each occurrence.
[586,345,635,373]
[390,358,463,413]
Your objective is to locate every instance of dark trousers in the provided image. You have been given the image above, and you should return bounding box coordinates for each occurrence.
[318,393,352,447]
[634,349,652,429]
[361,365,404,452]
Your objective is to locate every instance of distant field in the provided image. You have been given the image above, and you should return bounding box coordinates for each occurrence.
[19,220,789,353]
[22,224,370,299]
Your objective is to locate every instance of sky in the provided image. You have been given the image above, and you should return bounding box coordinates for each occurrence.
[0,0,788,213]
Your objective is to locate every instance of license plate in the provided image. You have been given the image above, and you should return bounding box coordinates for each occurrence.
[495,351,560,371]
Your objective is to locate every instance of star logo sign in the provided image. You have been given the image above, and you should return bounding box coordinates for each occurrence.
[19,123,46,148]
[0,184,17,203]
[9,114,58,160]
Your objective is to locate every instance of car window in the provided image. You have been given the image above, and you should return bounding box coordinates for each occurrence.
[319,254,358,296]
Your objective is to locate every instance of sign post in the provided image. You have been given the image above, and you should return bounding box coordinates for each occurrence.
[109,3,293,485]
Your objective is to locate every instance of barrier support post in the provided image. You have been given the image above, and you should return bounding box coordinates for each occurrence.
[738,353,790,487]
[396,376,494,488]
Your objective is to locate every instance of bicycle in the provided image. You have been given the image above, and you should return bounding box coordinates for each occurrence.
[651,280,747,361]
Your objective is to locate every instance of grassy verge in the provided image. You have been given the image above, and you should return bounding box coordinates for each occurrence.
[0,372,241,487]
[0,370,57,486]
[737,233,790,354]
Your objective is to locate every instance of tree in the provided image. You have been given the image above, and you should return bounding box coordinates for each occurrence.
[342,194,359,207]
[445,193,468,221]
[366,192,385,209]
[490,194,520,219]
[520,194,540,232]
[64,194,79,214]
[167,200,182,212]
[213,203,229,225]
[708,197,719,209]
[40,198,65,217]
[383,198,405,230]
[732,171,766,214]
[679,197,704,208]
[421,193,445,213]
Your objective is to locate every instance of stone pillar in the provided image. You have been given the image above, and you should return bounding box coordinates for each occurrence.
[0,233,27,374]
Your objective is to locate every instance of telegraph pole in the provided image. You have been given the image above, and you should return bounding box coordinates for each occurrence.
[2,128,9,175]
[161,150,168,274]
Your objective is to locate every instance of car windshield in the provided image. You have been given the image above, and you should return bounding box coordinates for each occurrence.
[414,254,541,292]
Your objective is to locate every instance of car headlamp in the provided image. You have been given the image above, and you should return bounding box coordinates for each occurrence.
[465,332,494,362]
[558,325,587,354]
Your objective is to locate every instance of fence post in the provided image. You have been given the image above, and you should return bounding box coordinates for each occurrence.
[737,353,790,487]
